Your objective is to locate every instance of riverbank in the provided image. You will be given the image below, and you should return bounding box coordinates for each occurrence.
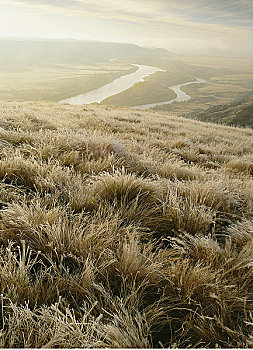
[133,78,206,109]
[60,64,164,105]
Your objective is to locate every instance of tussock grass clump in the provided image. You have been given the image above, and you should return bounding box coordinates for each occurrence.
[0,101,253,348]
[90,168,160,204]
[226,157,253,175]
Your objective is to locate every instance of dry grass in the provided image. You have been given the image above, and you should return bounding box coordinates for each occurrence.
[0,100,253,348]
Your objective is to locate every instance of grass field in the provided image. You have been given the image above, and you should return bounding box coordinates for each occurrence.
[0,101,253,347]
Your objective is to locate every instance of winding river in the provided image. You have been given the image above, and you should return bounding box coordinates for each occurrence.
[59,64,206,108]
[133,78,206,109]
[59,64,164,105]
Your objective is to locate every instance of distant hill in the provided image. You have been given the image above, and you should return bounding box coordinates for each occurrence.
[0,38,170,68]
[0,38,172,102]
[191,91,253,127]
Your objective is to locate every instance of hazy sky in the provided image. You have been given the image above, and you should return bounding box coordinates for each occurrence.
[1,0,253,55]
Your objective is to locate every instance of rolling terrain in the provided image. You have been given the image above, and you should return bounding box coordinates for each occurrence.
[189,91,253,127]
[0,39,169,102]
[0,101,253,347]
[150,56,253,117]
[1,39,253,120]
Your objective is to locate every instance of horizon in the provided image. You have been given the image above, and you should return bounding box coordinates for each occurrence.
[1,0,253,57]
[0,35,252,59]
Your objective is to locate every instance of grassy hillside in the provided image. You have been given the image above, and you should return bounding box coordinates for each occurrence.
[189,91,253,127]
[0,101,253,348]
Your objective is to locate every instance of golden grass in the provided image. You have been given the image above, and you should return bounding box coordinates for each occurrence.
[0,100,253,348]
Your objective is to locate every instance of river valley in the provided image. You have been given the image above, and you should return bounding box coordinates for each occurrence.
[60,64,164,105]
[60,64,206,108]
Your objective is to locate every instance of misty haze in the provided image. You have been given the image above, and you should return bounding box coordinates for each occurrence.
[0,1,253,349]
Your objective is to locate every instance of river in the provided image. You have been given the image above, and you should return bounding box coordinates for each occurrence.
[59,64,164,105]
[133,78,206,109]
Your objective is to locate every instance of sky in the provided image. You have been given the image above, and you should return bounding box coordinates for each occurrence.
[1,0,253,56]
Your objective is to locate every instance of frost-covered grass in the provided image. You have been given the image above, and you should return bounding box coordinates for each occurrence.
[0,101,253,348]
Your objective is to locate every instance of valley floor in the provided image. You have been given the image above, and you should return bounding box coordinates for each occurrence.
[0,101,253,347]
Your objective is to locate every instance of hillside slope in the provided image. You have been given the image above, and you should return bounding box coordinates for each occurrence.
[191,91,253,127]
[0,101,253,348]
